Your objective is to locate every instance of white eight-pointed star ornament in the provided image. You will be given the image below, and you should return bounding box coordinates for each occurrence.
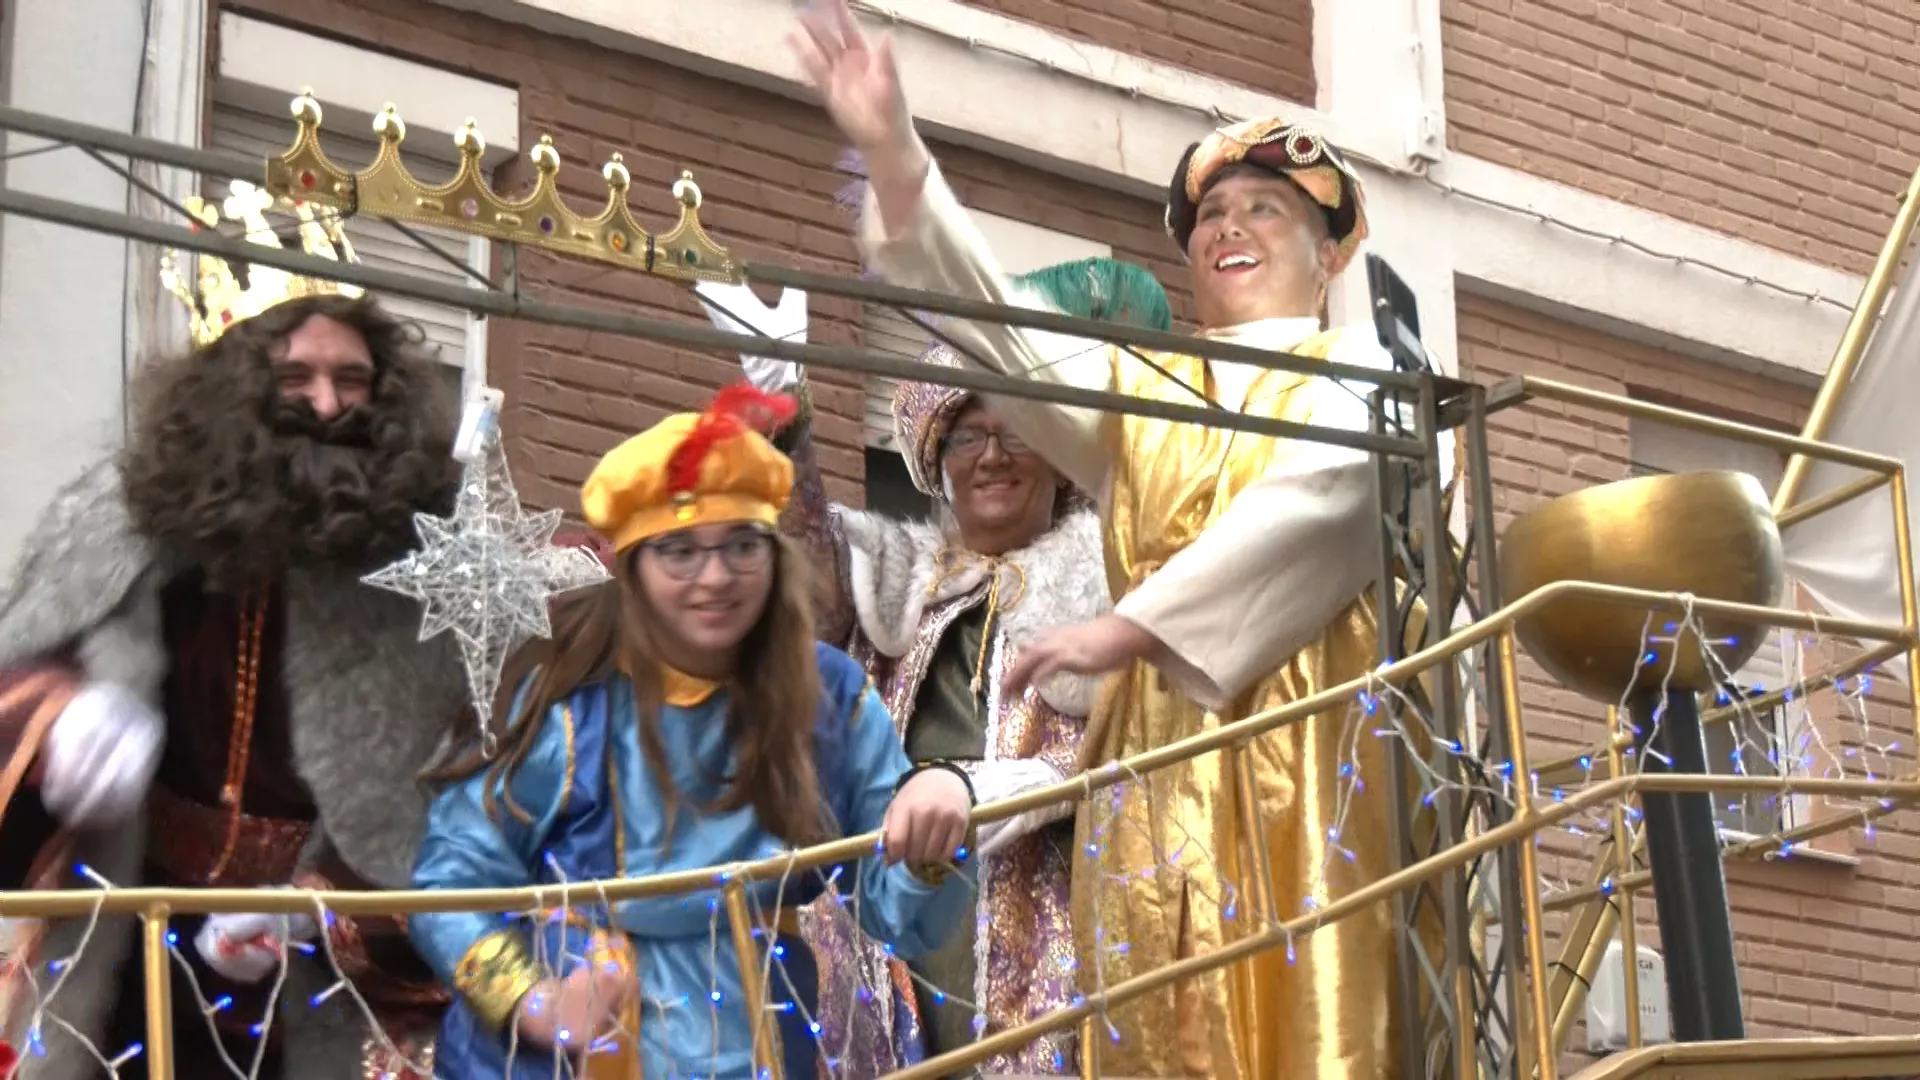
[363,398,607,751]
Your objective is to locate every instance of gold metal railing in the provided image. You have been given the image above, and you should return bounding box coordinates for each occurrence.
[0,89,1910,1080]
[1492,147,1920,1070]
[13,586,1910,1079]
[8,239,1920,1080]
[5,578,1903,936]
[1568,1034,1920,1080]
[1773,161,1920,515]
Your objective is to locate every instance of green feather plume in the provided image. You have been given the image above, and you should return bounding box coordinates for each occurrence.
[1010,257,1172,333]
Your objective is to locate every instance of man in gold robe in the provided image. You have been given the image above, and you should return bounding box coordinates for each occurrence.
[792,2,1431,1076]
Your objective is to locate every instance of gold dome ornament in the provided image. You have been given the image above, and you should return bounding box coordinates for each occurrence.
[263,90,740,284]
[1498,470,1786,703]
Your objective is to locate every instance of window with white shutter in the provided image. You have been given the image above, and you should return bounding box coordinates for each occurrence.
[1626,412,1800,833]
[206,15,513,392]
[859,212,1112,452]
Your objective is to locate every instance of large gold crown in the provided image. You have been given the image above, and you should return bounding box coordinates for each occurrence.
[160,180,364,347]
[262,92,739,285]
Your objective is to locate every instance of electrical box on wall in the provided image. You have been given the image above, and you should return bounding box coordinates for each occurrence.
[1587,940,1672,1051]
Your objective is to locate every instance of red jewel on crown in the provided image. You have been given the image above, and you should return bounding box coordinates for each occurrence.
[1289,133,1316,161]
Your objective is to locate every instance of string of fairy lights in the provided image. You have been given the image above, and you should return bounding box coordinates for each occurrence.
[11,269,1900,1079]
[11,603,1897,1078]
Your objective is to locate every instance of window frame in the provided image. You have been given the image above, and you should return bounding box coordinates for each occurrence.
[1625,410,1824,849]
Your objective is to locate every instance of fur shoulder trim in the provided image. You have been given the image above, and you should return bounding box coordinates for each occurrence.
[282,568,472,889]
[0,459,169,694]
[838,505,1111,714]
[997,508,1110,715]
[839,508,950,658]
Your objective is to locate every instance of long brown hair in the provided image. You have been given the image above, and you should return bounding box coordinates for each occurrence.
[433,534,830,848]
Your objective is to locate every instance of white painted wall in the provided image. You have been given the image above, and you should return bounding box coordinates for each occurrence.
[0,0,189,569]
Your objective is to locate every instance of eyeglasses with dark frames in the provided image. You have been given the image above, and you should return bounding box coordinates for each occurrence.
[642,526,776,581]
[940,427,1031,460]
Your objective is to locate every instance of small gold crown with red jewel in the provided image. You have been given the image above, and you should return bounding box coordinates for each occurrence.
[262,91,739,284]
[159,179,364,347]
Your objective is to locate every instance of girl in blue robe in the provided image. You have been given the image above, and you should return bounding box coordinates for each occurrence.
[409,386,978,1079]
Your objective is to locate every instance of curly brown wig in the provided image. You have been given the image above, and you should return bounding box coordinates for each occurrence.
[119,294,461,587]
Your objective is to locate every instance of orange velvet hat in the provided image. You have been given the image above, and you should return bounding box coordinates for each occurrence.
[581,384,797,552]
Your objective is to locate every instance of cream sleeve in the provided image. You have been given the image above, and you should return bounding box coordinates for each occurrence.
[1112,330,1394,710]
[857,161,1117,494]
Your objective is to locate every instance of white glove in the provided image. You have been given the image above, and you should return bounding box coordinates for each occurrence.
[693,281,807,392]
[194,909,320,985]
[41,682,164,828]
[971,759,1071,858]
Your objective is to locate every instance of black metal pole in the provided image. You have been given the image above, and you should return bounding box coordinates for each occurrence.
[1627,689,1745,1042]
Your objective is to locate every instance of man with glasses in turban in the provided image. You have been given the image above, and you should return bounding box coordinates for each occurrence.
[789,1,1438,1076]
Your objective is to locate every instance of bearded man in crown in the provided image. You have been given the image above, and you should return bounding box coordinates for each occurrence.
[793,0,1441,1075]
[0,250,499,1076]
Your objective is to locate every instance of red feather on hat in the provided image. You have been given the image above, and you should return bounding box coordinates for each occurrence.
[665,383,799,497]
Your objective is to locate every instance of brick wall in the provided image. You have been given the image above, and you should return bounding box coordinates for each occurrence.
[1460,293,1920,1063]
[224,0,1178,517]
[1441,0,1920,274]
[959,0,1315,104]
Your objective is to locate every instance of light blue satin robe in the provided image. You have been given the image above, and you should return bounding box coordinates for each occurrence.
[409,642,972,1078]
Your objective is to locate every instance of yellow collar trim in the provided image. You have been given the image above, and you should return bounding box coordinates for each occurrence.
[661,665,723,708]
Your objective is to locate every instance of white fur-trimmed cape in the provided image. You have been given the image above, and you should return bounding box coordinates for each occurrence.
[837,505,1110,716]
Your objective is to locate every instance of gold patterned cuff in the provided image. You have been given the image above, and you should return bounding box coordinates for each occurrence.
[452,930,542,1031]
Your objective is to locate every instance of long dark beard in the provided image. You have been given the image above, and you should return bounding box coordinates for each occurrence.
[126,396,457,590]
[264,399,450,574]
[119,296,462,590]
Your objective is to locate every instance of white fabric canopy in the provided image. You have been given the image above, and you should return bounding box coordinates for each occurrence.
[1780,238,1920,684]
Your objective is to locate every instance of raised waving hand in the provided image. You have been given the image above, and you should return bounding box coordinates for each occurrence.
[792,0,931,232]
[791,0,913,154]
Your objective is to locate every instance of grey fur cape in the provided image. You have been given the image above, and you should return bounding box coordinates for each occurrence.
[0,461,470,1080]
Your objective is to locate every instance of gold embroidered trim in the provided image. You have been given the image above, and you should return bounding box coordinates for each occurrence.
[557,703,576,817]
[607,742,626,873]
[846,675,879,733]
[452,930,541,1031]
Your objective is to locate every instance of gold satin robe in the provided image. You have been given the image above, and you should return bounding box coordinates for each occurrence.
[1075,331,1433,1080]
[853,160,1438,1080]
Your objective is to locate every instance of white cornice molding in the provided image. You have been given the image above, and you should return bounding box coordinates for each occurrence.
[425,0,1862,377]
[1430,154,1856,379]
[428,0,1331,195]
